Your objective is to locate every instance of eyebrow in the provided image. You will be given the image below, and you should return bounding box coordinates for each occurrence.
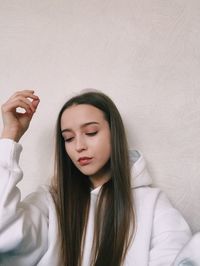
[61,122,100,133]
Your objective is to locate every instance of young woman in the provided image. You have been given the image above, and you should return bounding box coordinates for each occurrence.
[0,90,192,266]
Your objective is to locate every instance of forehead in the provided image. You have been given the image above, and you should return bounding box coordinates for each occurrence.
[61,104,106,128]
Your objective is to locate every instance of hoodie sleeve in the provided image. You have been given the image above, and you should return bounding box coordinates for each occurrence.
[0,139,49,265]
[149,192,192,266]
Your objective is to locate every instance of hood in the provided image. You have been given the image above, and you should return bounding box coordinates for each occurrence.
[129,150,152,188]
[91,150,152,195]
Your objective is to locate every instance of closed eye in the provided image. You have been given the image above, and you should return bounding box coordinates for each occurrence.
[65,137,74,142]
[86,132,98,136]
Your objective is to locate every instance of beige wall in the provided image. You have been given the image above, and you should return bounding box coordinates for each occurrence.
[0,0,200,232]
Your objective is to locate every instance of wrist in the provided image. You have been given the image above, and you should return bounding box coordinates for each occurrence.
[1,128,22,142]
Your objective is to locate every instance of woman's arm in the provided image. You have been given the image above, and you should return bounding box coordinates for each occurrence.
[0,139,49,265]
[0,91,49,264]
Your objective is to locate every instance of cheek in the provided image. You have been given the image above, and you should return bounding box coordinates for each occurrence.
[96,137,111,159]
[64,144,74,160]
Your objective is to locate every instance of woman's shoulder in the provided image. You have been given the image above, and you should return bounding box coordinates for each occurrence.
[133,185,177,213]
[133,186,191,236]
[132,185,162,211]
[129,149,175,212]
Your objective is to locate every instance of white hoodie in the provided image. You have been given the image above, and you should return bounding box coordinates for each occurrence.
[173,232,200,266]
[0,139,192,266]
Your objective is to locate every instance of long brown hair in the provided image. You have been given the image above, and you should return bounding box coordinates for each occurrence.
[51,90,135,266]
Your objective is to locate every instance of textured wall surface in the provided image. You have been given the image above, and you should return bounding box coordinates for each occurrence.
[0,0,200,232]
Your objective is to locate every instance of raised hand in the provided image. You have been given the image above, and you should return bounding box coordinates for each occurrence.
[1,90,40,142]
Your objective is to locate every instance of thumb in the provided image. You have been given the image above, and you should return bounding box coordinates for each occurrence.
[31,98,40,112]
[26,98,40,119]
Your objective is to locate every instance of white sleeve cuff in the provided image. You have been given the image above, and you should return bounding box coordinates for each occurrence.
[0,138,23,167]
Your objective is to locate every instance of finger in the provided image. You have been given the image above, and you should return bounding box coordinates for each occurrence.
[2,99,33,114]
[22,99,40,118]
[9,90,39,101]
[31,98,40,111]
[9,96,38,113]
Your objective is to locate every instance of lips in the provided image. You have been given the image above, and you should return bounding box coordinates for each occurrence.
[78,157,93,166]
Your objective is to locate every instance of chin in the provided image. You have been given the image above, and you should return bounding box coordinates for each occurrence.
[78,167,99,177]
[80,170,97,176]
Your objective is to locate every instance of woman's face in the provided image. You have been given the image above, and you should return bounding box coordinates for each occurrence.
[61,104,111,188]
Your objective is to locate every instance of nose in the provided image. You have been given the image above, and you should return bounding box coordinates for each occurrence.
[75,136,87,152]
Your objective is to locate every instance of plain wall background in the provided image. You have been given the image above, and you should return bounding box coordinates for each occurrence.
[0,0,200,232]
